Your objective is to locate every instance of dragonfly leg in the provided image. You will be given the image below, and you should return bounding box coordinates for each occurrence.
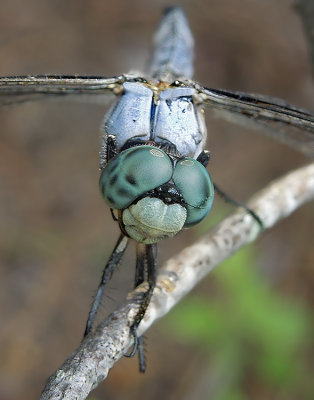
[125,243,157,373]
[83,234,129,337]
[214,183,264,229]
[100,133,118,168]
[110,208,118,221]
[125,243,146,360]
[196,149,210,167]
[126,327,146,373]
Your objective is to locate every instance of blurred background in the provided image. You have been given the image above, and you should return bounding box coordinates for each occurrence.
[0,0,313,399]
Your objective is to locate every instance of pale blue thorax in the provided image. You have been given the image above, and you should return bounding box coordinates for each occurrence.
[100,7,207,168]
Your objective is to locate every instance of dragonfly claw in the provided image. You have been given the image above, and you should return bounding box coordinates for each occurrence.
[124,326,139,358]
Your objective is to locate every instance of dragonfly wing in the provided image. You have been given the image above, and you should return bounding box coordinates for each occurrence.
[196,86,314,158]
[0,75,125,107]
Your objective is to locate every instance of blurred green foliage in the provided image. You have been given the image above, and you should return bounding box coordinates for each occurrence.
[164,246,313,399]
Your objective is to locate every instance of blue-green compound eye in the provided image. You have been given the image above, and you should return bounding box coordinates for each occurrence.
[99,146,173,209]
[173,158,214,227]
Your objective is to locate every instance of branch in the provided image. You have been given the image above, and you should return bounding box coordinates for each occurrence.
[40,162,314,400]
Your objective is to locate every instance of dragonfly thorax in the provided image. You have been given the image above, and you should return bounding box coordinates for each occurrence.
[100,81,207,169]
[99,145,214,244]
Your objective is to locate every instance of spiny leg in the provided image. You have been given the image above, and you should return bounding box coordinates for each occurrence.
[214,183,264,229]
[125,243,157,373]
[196,150,210,167]
[125,242,147,361]
[132,243,147,372]
[84,234,129,337]
[134,243,146,286]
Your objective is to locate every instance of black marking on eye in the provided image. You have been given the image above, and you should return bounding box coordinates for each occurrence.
[118,188,131,197]
[126,175,136,185]
[107,195,114,204]
[110,174,118,186]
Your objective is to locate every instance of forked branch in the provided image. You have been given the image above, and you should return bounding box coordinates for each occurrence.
[40,162,314,400]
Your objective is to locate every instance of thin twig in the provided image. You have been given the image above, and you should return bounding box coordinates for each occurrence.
[40,162,314,400]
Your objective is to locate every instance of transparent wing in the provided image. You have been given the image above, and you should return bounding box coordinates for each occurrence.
[0,75,125,107]
[196,86,314,158]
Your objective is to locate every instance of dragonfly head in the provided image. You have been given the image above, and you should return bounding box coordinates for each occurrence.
[99,145,214,244]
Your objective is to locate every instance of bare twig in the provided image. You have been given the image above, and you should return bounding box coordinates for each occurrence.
[40,162,314,400]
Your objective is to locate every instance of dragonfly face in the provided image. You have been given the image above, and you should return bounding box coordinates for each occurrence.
[99,145,214,243]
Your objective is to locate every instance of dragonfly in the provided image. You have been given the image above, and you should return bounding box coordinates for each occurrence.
[0,7,313,373]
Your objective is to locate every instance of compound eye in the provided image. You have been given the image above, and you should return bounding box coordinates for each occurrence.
[173,158,214,226]
[99,146,173,209]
